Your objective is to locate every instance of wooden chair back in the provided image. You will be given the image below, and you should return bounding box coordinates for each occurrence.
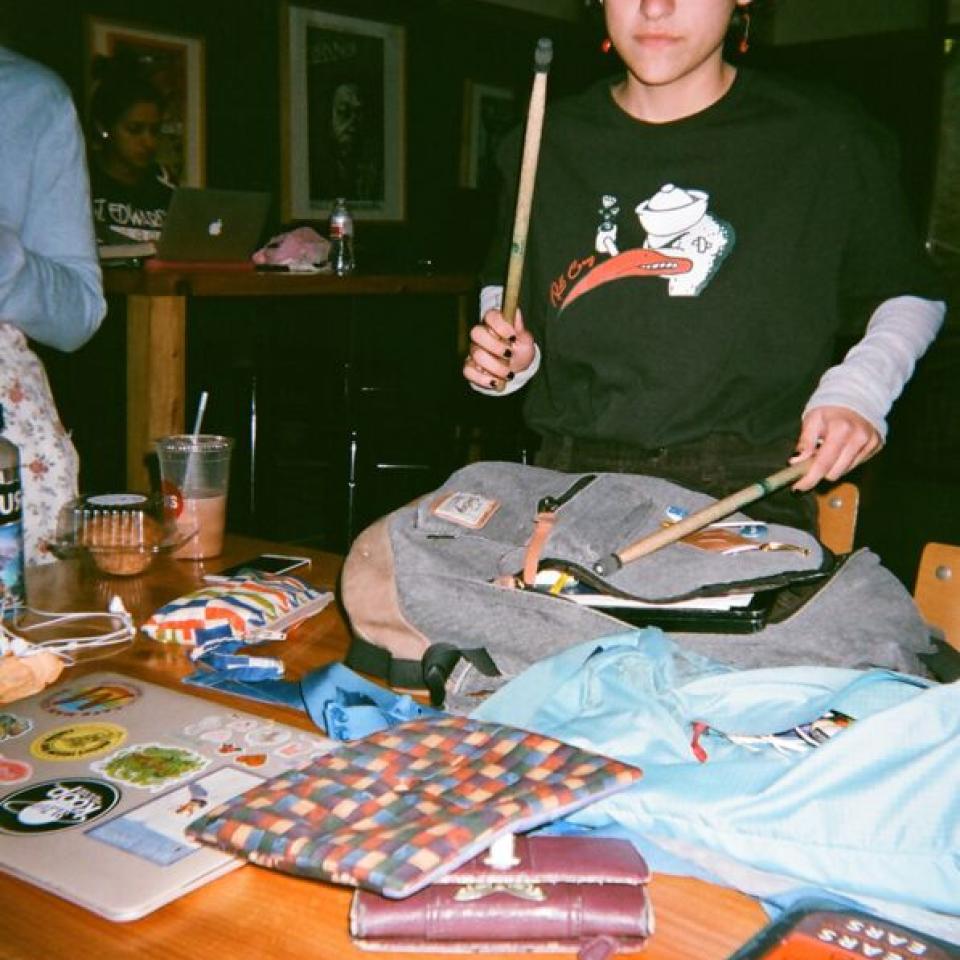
[815,482,859,554]
[913,542,960,650]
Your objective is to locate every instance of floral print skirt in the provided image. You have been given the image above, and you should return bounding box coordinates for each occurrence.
[0,324,79,566]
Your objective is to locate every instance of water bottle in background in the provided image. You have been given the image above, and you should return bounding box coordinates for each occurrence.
[0,404,25,615]
[329,197,356,276]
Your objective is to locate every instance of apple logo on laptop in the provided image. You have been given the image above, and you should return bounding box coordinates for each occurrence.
[207,218,223,237]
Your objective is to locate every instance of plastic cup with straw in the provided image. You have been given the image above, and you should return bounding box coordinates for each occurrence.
[183,390,210,489]
[156,391,234,560]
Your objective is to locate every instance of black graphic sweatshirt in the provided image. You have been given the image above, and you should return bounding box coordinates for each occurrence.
[482,68,942,448]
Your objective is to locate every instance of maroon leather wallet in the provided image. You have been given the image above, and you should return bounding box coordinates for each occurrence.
[349,835,653,960]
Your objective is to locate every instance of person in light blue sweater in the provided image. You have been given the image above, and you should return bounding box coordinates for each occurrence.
[0,45,106,565]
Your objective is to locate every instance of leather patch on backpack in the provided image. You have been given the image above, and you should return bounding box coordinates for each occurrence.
[430,492,500,529]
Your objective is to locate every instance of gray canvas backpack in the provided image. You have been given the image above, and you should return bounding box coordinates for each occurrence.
[340,462,932,707]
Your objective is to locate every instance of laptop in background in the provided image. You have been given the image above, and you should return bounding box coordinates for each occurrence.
[154,187,271,263]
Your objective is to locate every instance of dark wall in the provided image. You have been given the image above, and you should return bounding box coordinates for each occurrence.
[751,30,945,240]
[5,2,944,269]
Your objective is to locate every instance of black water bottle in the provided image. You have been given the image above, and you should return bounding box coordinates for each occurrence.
[0,404,25,614]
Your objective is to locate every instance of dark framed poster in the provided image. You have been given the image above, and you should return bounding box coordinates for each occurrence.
[283,4,405,222]
[928,36,960,260]
[459,81,518,192]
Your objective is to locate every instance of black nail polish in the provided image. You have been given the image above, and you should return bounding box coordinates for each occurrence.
[507,372,515,381]
[503,349,513,360]
[509,335,517,343]
[489,379,498,388]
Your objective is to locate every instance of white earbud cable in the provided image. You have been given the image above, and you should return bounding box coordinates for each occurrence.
[0,596,136,665]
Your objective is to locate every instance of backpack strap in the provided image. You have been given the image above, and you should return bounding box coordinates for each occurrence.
[344,635,500,708]
[522,474,599,586]
[523,509,557,586]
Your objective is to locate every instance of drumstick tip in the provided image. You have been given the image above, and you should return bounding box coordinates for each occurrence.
[535,37,553,71]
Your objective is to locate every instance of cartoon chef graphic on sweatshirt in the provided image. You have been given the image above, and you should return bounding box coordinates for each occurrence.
[563,183,733,311]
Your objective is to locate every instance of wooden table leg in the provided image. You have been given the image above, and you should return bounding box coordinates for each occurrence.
[126,293,186,491]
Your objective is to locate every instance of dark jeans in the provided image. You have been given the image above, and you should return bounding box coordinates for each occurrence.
[535,432,818,533]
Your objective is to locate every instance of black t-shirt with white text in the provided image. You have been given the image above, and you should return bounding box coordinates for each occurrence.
[90,163,174,246]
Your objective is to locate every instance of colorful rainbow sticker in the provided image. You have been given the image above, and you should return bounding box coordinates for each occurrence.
[42,681,140,717]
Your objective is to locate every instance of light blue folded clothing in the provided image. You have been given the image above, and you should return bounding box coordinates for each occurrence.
[472,630,959,940]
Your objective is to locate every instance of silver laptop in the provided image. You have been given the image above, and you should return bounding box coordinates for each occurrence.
[155,187,271,263]
[0,671,331,921]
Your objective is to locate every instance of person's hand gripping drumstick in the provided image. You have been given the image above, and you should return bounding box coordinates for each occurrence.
[464,306,537,391]
[463,38,551,393]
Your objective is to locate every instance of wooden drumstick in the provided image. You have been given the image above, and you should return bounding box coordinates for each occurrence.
[591,460,812,576]
[493,37,552,392]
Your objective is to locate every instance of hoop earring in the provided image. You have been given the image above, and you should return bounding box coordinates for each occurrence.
[738,9,751,54]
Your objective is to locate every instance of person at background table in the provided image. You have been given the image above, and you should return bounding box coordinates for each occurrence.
[0,45,106,564]
[87,53,176,248]
[463,0,945,532]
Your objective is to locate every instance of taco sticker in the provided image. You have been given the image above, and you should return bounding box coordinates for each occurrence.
[92,743,209,792]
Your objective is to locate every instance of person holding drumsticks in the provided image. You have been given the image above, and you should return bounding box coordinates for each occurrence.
[464,0,945,531]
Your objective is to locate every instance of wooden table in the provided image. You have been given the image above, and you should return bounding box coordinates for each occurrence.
[2,536,766,960]
[103,268,476,492]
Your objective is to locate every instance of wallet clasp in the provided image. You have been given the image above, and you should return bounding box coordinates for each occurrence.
[453,881,547,902]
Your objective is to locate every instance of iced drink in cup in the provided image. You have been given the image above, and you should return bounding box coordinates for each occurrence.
[156,435,233,560]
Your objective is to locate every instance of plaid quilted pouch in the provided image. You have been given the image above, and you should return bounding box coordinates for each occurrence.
[141,573,331,648]
[186,715,642,898]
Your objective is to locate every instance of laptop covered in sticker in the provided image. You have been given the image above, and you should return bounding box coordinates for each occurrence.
[0,671,330,921]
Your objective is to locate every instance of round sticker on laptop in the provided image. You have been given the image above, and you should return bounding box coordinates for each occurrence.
[42,681,140,717]
[244,725,290,748]
[30,722,127,762]
[0,778,121,834]
[0,757,32,785]
[0,713,32,743]
[91,743,208,792]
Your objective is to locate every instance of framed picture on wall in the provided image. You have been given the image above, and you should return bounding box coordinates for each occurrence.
[87,18,206,186]
[927,36,960,260]
[459,81,518,192]
[282,5,406,223]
